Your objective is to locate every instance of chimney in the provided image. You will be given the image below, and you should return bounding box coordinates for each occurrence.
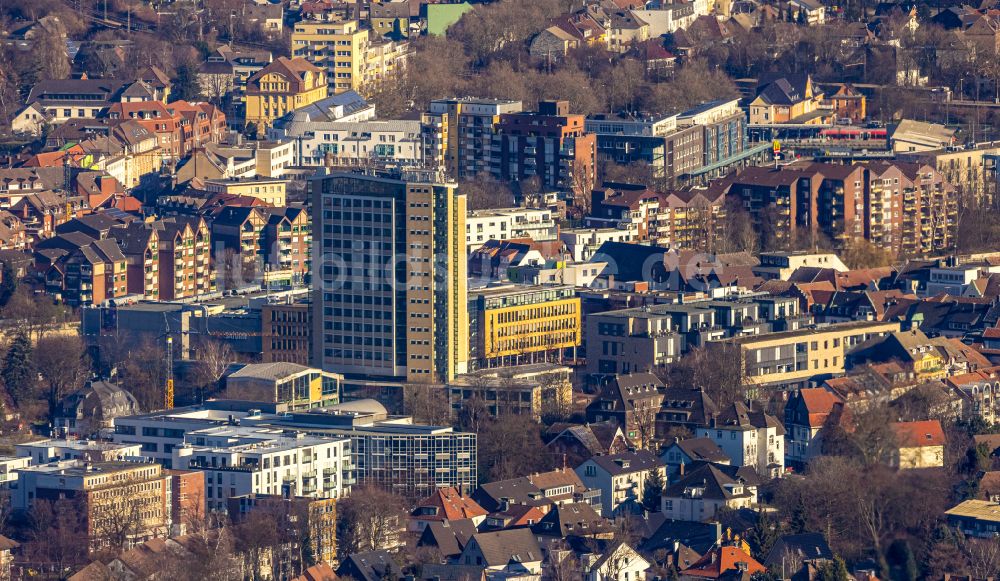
[679,461,685,476]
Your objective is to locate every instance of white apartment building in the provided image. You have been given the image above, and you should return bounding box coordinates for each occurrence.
[0,456,31,488]
[466,207,559,251]
[574,451,665,516]
[173,426,353,512]
[273,119,427,167]
[16,439,142,465]
[560,227,638,262]
[695,403,785,478]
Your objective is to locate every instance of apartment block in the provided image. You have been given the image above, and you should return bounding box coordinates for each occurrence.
[560,227,638,262]
[465,207,559,252]
[112,400,477,499]
[173,426,353,512]
[448,364,573,420]
[707,320,901,390]
[589,183,726,250]
[262,206,311,282]
[227,494,337,568]
[44,238,128,306]
[275,119,428,167]
[725,161,957,255]
[586,114,703,185]
[109,217,213,301]
[291,19,407,95]
[16,439,142,464]
[491,100,597,195]
[468,284,581,367]
[423,98,524,179]
[13,461,170,549]
[311,171,468,383]
[585,297,809,378]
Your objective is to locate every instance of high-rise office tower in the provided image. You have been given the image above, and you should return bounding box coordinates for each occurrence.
[312,171,468,383]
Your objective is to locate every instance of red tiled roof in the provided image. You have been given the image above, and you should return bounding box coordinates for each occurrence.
[683,546,766,579]
[413,487,488,522]
[891,420,945,448]
[799,388,843,428]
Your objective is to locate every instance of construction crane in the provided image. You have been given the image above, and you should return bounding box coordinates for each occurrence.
[165,335,174,409]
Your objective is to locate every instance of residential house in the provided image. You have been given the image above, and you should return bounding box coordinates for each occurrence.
[660,437,730,476]
[409,487,489,532]
[545,421,630,466]
[575,450,665,515]
[784,388,844,469]
[585,373,665,448]
[582,543,652,581]
[890,420,945,468]
[679,544,766,580]
[245,57,328,132]
[457,529,543,574]
[662,463,757,521]
[695,402,785,477]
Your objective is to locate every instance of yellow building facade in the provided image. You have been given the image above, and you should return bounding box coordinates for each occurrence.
[291,19,409,95]
[710,320,901,390]
[405,182,469,383]
[471,285,581,365]
[245,57,328,131]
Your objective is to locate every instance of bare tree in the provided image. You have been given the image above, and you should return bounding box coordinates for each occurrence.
[33,334,90,422]
[403,384,453,425]
[966,537,1000,581]
[337,484,406,557]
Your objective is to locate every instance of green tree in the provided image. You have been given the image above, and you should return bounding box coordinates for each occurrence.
[888,539,918,581]
[641,468,664,512]
[816,557,851,581]
[0,263,16,307]
[170,63,201,102]
[2,331,35,405]
[747,511,781,561]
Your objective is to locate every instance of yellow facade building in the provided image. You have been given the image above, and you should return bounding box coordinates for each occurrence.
[202,177,288,206]
[709,320,901,390]
[291,19,408,95]
[222,362,342,410]
[245,57,328,132]
[470,284,581,366]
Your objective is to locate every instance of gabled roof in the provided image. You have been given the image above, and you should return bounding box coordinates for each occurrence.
[682,545,766,579]
[585,449,662,476]
[792,388,843,429]
[466,529,542,567]
[890,420,945,447]
[532,501,610,537]
[412,487,488,522]
[764,532,833,568]
[664,463,754,502]
[668,437,730,463]
[417,519,478,557]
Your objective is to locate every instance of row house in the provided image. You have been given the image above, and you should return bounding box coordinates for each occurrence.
[725,160,957,255]
[262,206,311,281]
[42,238,128,306]
[109,217,214,301]
[588,183,726,250]
[104,100,226,160]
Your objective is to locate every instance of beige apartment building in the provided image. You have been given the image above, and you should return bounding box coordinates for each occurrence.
[291,19,408,95]
[709,320,901,390]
